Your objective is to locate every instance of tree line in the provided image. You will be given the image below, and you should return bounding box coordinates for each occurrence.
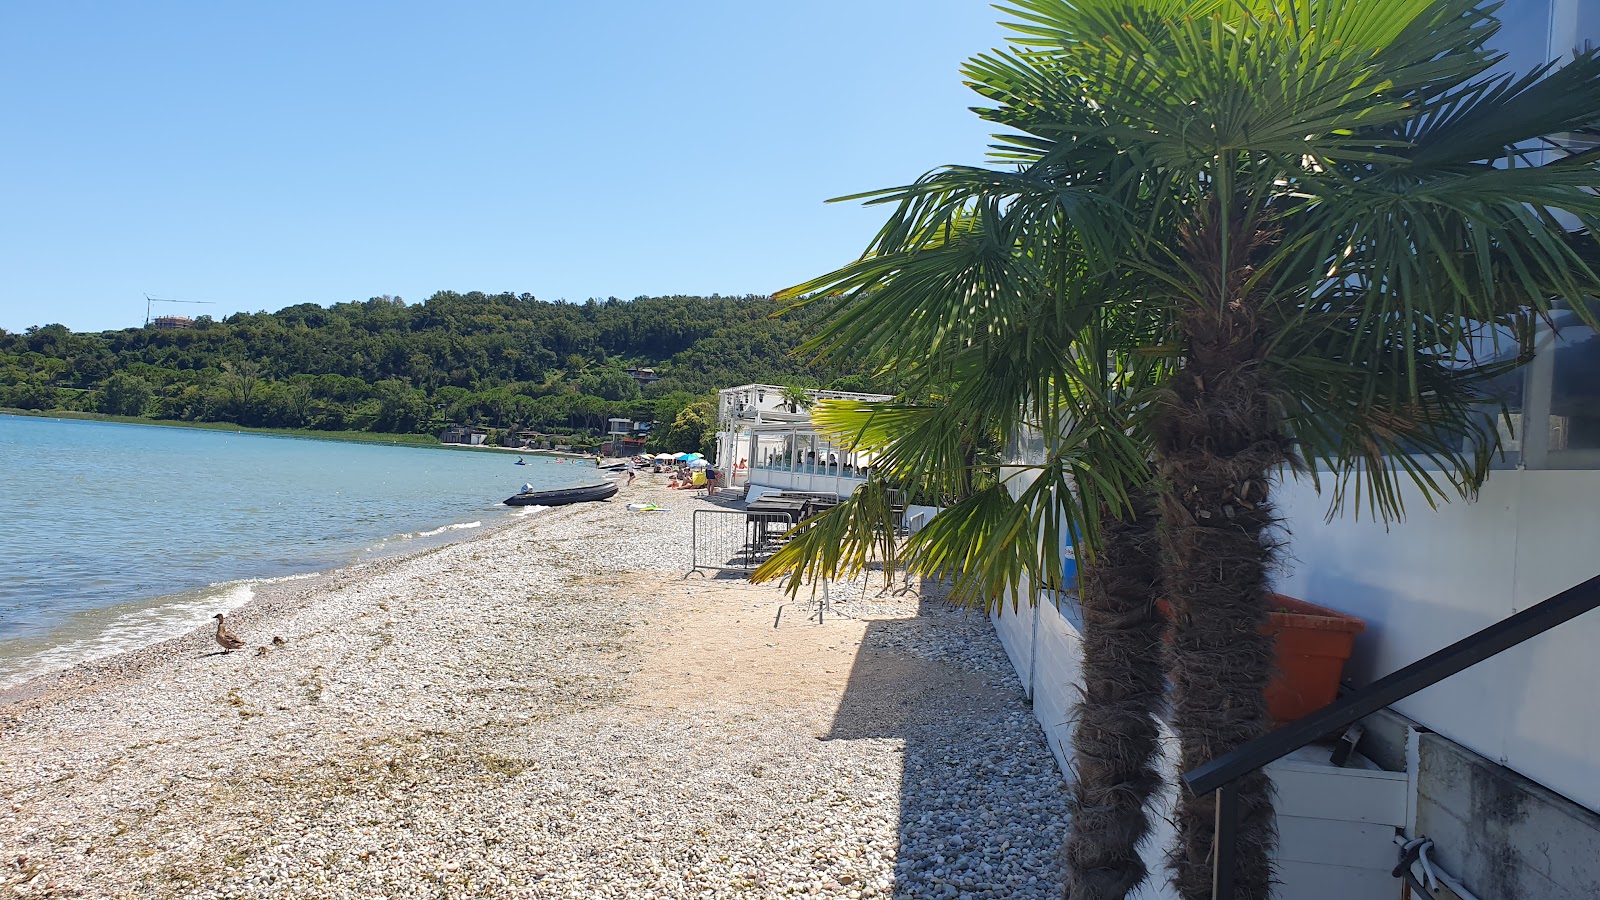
[0,291,885,452]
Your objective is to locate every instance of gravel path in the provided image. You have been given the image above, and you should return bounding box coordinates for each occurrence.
[0,476,1069,898]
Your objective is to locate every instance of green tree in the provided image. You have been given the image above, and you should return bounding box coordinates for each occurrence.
[756,3,1600,898]
[372,380,430,433]
[219,359,262,422]
[659,398,716,457]
[98,372,154,417]
[578,368,643,402]
[2,382,59,410]
[282,377,315,427]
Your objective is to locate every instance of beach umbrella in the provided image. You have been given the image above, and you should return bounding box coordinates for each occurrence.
[686,458,710,468]
[675,452,694,461]
[655,452,675,460]
[687,452,705,459]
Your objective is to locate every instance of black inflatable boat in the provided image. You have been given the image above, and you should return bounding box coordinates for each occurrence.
[503,481,619,507]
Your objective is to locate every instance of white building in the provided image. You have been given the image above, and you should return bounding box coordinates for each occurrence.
[713,383,894,497]
[991,5,1600,898]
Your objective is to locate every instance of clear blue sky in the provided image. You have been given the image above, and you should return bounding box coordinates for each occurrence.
[0,2,1013,333]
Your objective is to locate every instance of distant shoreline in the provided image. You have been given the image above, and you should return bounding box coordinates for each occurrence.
[0,408,471,450]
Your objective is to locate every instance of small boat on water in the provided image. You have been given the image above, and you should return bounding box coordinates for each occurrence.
[503,481,619,507]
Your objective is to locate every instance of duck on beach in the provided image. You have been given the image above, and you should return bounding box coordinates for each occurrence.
[212,613,246,652]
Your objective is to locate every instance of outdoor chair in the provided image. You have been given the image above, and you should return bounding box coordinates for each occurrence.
[885,489,909,535]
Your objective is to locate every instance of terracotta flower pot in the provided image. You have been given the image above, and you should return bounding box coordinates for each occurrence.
[1262,594,1365,724]
[1156,594,1366,724]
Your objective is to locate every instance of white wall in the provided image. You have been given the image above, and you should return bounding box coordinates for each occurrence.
[747,467,867,498]
[1272,469,1600,813]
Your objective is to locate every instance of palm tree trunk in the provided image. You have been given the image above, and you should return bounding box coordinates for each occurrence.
[1064,494,1167,900]
[1155,214,1284,900]
[1155,363,1282,900]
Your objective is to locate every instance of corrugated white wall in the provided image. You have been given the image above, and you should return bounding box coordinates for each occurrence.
[1272,469,1600,814]
[993,463,1600,818]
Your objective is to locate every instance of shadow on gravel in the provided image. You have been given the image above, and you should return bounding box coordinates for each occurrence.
[824,582,1069,898]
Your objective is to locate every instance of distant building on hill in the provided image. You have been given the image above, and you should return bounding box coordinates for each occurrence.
[439,424,488,446]
[605,417,653,456]
[149,316,194,330]
[625,367,659,388]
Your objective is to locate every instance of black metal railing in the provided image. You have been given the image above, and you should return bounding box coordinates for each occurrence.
[1183,572,1600,899]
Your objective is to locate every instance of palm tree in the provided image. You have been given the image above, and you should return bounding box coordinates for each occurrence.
[755,2,1600,897]
[778,383,814,415]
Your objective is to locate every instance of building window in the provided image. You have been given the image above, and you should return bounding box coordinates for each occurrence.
[1470,323,1528,467]
[1381,322,1526,469]
[1547,311,1600,457]
[1517,303,1600,469]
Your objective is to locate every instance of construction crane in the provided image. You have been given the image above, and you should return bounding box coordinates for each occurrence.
[144,295,216,327]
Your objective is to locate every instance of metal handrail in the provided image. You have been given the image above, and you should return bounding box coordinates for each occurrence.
[1185,571,1600,898]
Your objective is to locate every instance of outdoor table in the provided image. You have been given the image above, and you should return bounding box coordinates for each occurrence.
[747,498,807,524]
[761,491,839,521]
[745,497,808,550]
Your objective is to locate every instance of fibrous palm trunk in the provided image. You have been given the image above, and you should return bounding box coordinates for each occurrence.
[1155,213,1284,900]
[1064,495,1167,900]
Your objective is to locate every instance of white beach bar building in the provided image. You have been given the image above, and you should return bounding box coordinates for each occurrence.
[989,5,1600,898]
[712,384,895,498]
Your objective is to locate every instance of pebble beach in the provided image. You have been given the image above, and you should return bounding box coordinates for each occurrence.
[0,475,1070,898]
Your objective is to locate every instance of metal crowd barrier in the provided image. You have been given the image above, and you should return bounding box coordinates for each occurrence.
[689,508,796,575]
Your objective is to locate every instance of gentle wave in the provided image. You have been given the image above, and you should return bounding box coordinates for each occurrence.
[0,574,307,689]
[418,521,483,537]
[364,520,489,553]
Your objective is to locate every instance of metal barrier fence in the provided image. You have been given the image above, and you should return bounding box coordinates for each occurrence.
[690,508,797,574]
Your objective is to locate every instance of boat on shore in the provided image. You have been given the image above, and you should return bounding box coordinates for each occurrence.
[503,481,619,507]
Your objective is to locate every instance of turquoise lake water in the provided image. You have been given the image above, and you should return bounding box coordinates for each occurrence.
[0,414,609,687]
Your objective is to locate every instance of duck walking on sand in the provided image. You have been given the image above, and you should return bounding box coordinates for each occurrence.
[212,613,246,652]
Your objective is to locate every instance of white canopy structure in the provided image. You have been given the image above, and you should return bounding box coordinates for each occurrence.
[712,384,894,499]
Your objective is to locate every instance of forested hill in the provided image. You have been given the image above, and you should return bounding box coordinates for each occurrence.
[0,292,878,446]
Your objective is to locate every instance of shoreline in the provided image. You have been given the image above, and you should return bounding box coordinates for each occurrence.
[0,488,556,700]
[0,412,623,695]
[0,518,478,706]
[1,409,614,457]
[0,474,648,712]
[0,408,439,447]
[0,475,1073,898]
